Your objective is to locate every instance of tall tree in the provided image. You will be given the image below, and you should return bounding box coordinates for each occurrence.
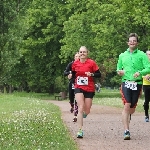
[60,0,150,86]
[0,0,31,92]
[22,0,70,93]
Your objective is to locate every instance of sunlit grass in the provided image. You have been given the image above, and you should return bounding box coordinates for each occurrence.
[0,90,145,149]
[0,94,78,150]
[93,88,145,113]
[93,97,144,112]
[13,91,54,100]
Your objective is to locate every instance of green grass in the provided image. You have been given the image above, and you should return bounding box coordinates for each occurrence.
[0,90,145,149]
[93,97,144,112]
[93,88,145,112]
[0,93,78,150]
[13,91,54,100]
[94,90,121,98]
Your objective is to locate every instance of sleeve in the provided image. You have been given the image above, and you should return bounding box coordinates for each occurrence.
[64,62,72,76]
[92,60,101,78]
[139,53,150,75]
[92,60,99,72]
[116,54,123,71]
[93,69,101,78]
[71,61,76,80]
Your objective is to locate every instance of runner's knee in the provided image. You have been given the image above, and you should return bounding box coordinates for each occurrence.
[143,103,149,110]
[124,103,131,112]
[129,108,135,114]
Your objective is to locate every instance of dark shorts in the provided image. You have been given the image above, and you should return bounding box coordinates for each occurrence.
[143,85,150,104]
[120,82,142,108]
[74,88,95,99]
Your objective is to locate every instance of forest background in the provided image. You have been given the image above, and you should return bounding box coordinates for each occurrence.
[0,0,150,94]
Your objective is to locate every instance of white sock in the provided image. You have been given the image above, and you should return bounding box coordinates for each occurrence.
[125,129,129,132]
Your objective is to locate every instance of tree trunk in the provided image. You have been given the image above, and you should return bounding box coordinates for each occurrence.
[4,86,7,94]
[9,85,12,93]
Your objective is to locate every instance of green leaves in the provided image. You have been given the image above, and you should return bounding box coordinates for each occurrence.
[60,0,150,86]
[1,0,150,91]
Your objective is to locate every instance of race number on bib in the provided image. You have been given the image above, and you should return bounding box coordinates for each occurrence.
[77,76,88,85]
[124,81,137,90]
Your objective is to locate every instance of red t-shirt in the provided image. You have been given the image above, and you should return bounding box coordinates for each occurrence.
[72,58,99,92]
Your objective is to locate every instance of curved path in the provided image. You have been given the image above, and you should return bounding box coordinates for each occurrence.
[49,100,150,150]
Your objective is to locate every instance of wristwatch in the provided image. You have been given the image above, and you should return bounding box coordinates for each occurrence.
[91,73,94,76]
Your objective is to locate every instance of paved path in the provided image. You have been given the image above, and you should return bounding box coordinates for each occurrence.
[49,100,150,150]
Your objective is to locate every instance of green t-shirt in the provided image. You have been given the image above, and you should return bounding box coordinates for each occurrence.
[117,48,150,84]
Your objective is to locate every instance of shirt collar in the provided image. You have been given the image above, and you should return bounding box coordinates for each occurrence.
[127,48,138,53]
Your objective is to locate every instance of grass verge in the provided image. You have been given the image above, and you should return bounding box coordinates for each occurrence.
[93,88,144,112]
[0,93,78,150]
[0,90,144,149]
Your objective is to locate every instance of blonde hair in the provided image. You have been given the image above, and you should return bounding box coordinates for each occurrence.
[79,46,89,53]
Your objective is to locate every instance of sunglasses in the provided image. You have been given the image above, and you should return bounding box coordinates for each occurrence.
[79,51,87,53]
[128,40,137,43]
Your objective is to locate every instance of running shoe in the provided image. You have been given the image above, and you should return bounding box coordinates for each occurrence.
[124,130,130,140]
[145,116,149,122]
[83,112,87,118]
[77,129,83,138]
[73,117,77,122]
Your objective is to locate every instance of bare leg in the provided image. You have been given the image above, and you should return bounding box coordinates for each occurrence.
[84,98,92,115]
[122,103,135,130]
[129,108,135,115]
[75,93,85,129]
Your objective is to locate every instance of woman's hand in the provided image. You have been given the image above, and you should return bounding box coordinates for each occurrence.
[68,74,72,79]
[85,72,94,76]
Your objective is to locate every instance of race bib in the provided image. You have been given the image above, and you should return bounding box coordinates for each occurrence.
[72,84,75,89]
[77,76,88,85]
[124,81,137,90]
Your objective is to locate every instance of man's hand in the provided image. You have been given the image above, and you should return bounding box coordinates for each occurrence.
[117,70,125,76]
[133,72,140,78]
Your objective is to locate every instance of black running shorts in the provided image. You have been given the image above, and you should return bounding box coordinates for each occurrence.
[74,88,95,98]
[120,82,142,108]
